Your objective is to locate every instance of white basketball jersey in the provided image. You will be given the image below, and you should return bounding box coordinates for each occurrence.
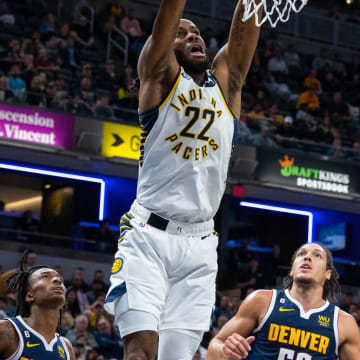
[136,67,236,222]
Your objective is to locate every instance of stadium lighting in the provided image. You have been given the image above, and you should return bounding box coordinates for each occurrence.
[0,162,105,221]
[239,201,313,243]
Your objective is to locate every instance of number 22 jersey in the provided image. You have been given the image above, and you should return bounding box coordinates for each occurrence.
[136,67,237,223]
[247,289,339,360]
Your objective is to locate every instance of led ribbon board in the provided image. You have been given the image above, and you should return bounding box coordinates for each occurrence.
[0,162,105,220]
[239,201,313,243]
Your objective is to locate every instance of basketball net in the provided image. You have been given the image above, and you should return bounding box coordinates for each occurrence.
[242,0,308,27]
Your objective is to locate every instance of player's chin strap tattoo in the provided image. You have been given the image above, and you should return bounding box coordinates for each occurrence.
[7,250,64,333]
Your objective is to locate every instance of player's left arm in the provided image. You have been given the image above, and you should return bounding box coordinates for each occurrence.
[62,337,76,360]
[211,0,262,119]
[338,310,360,359]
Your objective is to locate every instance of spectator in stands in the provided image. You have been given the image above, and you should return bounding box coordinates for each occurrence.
[266,103,284,125]
[318,114,335,144]
[304,68,322,94]
[110,0,125,21]
[211,315,229,338]
[17,210,39,232]
[66,287,82,318]
[296,84,320,115]
[115,64,139,109]
[275,115,300,140]
[327,136,347,159]
[260,243,283,286]
[50,76,70,108]
[0,200,4,211]
[40,12,57,41]
[58,23,71,46]
[100,59,121,92]
[121,8,144,57]
[0,1,14,25]
[71,15,95,49]
[297,112,319,141]
[21,54,35,86]
[86,280,106,305]
[66,94,93,116]
[312,48,332,74]
[348,303,360,329]
[284,43,301,74]
[92,269,108,292]
[80,76,96,104]
[34,48,60,72]
[327,91,349,120]
[66,314,98,348]
[94,94,114,120]
[213,296,234,321]
[0,76,11,101]
[95,317,124,359]
[69,267,90,292]
[341,292,355,313]
[73,341,87,360]
[322,71,339,97]
[237,257,266,298]
[267,47,288,75]
[251,125,279,148]
[5,39,22,63]
[247,103,266,124]
[252,88,270,109]
[59,37,81,70]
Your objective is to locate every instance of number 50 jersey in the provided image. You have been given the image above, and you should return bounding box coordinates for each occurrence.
[247,289,339,360]
[137,67,237,223]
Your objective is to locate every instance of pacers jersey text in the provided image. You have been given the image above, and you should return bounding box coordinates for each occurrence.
[137,67,236,222]
[6,316,69,360]
[247,290,339,360]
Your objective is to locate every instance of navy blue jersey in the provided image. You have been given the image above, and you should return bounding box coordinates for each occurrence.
[6,316,69,360]
[247,289,339,360]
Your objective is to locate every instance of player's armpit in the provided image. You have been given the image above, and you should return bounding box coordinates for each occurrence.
[137,0,186,82]
[207,290,272,359]
[338,310,360,360]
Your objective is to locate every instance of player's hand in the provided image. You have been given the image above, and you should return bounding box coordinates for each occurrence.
[221,334,255,359]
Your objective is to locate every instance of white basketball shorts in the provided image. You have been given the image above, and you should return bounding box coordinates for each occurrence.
[104,200,218,332]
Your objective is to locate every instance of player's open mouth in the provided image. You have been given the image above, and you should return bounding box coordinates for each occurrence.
[190,45,205,57]
[300,263,312,270]
[51,286,65,293]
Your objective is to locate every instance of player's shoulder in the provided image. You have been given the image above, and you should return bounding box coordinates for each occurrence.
[0,319,19,356]
[0,318,16,334]
[61,336,75,360]
[337,309,360,343]
[238,289,274,316]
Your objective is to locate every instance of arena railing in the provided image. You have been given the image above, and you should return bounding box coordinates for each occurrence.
[107,25,129,65]
[132,0,360,51]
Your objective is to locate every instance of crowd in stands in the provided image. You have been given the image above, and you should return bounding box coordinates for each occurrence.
[1,0,360,159]
[0,248,359,360]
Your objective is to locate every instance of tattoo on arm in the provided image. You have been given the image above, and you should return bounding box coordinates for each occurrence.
[0,321,18,353]
[232,7,246,43]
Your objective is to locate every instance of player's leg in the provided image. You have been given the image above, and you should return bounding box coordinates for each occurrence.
[158,231,218,359]
[158,329,203,360]
[105,212,168,359]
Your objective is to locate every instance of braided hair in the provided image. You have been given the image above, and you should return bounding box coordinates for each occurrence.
[283,243,341,303]
[7,250,64,328]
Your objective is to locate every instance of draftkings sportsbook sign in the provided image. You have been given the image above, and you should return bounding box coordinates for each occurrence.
[256,149,360,195]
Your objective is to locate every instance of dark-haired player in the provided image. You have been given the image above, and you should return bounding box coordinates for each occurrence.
[207,243,360,359]
[105,0,262,359]
[0,264,75,359]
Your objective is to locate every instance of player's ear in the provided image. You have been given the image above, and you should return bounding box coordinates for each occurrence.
[325,269,332,281]
[25,290,34,303]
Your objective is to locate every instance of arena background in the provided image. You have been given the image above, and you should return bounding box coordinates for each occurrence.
[0,0,360,358]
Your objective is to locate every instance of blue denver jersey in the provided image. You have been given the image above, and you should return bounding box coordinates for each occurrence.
[6,316,69,360]
[247,289,339,360]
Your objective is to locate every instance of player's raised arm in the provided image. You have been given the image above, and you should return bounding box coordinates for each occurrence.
[211,0,262,119]
[207,290,271,360]
[138,0,186,83]
[338,310,360,359]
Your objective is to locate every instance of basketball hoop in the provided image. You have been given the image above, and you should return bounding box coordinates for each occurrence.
[242,0,308,27]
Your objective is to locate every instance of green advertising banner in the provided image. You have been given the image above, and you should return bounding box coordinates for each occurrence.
[256,149,360,196]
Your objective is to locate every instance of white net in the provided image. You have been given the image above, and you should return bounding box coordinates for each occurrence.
[242,0,308,27]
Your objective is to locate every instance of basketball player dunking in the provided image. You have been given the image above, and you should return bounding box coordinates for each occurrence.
[207,243,360,359]
[104,0,261,359]
[0,260,75,360]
